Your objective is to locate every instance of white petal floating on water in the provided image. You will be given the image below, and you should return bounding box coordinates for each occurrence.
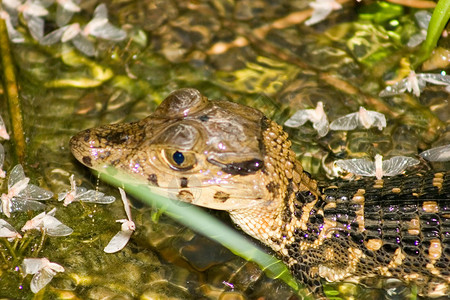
[335,154,419,180]
[0,218,22,240]
[0,114,10,140]
[104,188,135,253]
[21,208,73,236]
[22,258,64,293]
[284,101,329,137]
[330,107,386,131]
[58,174,115,206]
[305,0,342,26]
[419,144,450,162]
[380,71,450,97]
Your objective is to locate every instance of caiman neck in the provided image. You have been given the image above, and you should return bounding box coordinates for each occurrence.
[229,119,321,254]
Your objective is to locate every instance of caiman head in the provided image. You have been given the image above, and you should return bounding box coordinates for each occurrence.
[70,88,320,247]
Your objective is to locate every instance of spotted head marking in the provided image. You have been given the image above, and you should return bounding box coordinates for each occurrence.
[70,88,275,211]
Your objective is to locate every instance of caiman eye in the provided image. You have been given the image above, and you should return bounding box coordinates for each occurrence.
[162,149,196,171]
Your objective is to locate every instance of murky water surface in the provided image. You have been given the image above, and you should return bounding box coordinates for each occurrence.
[0,0,449,299]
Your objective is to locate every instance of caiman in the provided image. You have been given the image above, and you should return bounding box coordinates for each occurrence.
[70,88,450,298]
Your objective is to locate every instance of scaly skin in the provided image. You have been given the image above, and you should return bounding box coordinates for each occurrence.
[70,88,450,298]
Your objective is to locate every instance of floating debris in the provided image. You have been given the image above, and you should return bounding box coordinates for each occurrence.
[0,115,10,140]
[0,218,22,240]
[58,174,115,206]
[379,71,450,97]
[407,11,431,48]
[104,188,135,253]
[0,144,5,178]
[329,106,386,131]
[284,101,329,137]
[335,154,420,180]
[40,3,126,56]
[21,208,73,236]
[305,0,342,26]
[419,144,450,162]
[22,257,64,293]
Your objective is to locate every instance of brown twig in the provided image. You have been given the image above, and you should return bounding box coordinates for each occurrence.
[0,18,26,163]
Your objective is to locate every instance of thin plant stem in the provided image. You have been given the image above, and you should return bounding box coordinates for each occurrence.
[0,18,26,163]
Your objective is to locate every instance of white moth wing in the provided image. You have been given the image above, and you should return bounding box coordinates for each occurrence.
[365,110,386,130]
[0,219,19,237]
[18,184,53,201]
[30,267,55,293]
[42,216,73,236]
[415,10,431,30]
[9,199,46,213]
[312,115,329,137]
[90,22,126,41]
[305,6,333,26]
[407,32,426,48]
[93,3,108,20]
[56,4,75,27]
[24,14,44,40]
[329,112,359,130]
[284,109,314,128]
[40,26,67,45]
[71,34,95,56]
[24,2,48,17]
[8,164,27,190]
[382,156,420,176]
[48,262,64,273]
[61,0,81,12]
[418,73,450,85]
[104,229,133,253]
[335,158,376,176]
[76,189,115,204]
[379,79,408,97]
[119,188,131,221]
[22,258,46,275]
[419,144,450,162]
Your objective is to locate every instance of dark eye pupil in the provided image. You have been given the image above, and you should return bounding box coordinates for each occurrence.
[173,151,185,165]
